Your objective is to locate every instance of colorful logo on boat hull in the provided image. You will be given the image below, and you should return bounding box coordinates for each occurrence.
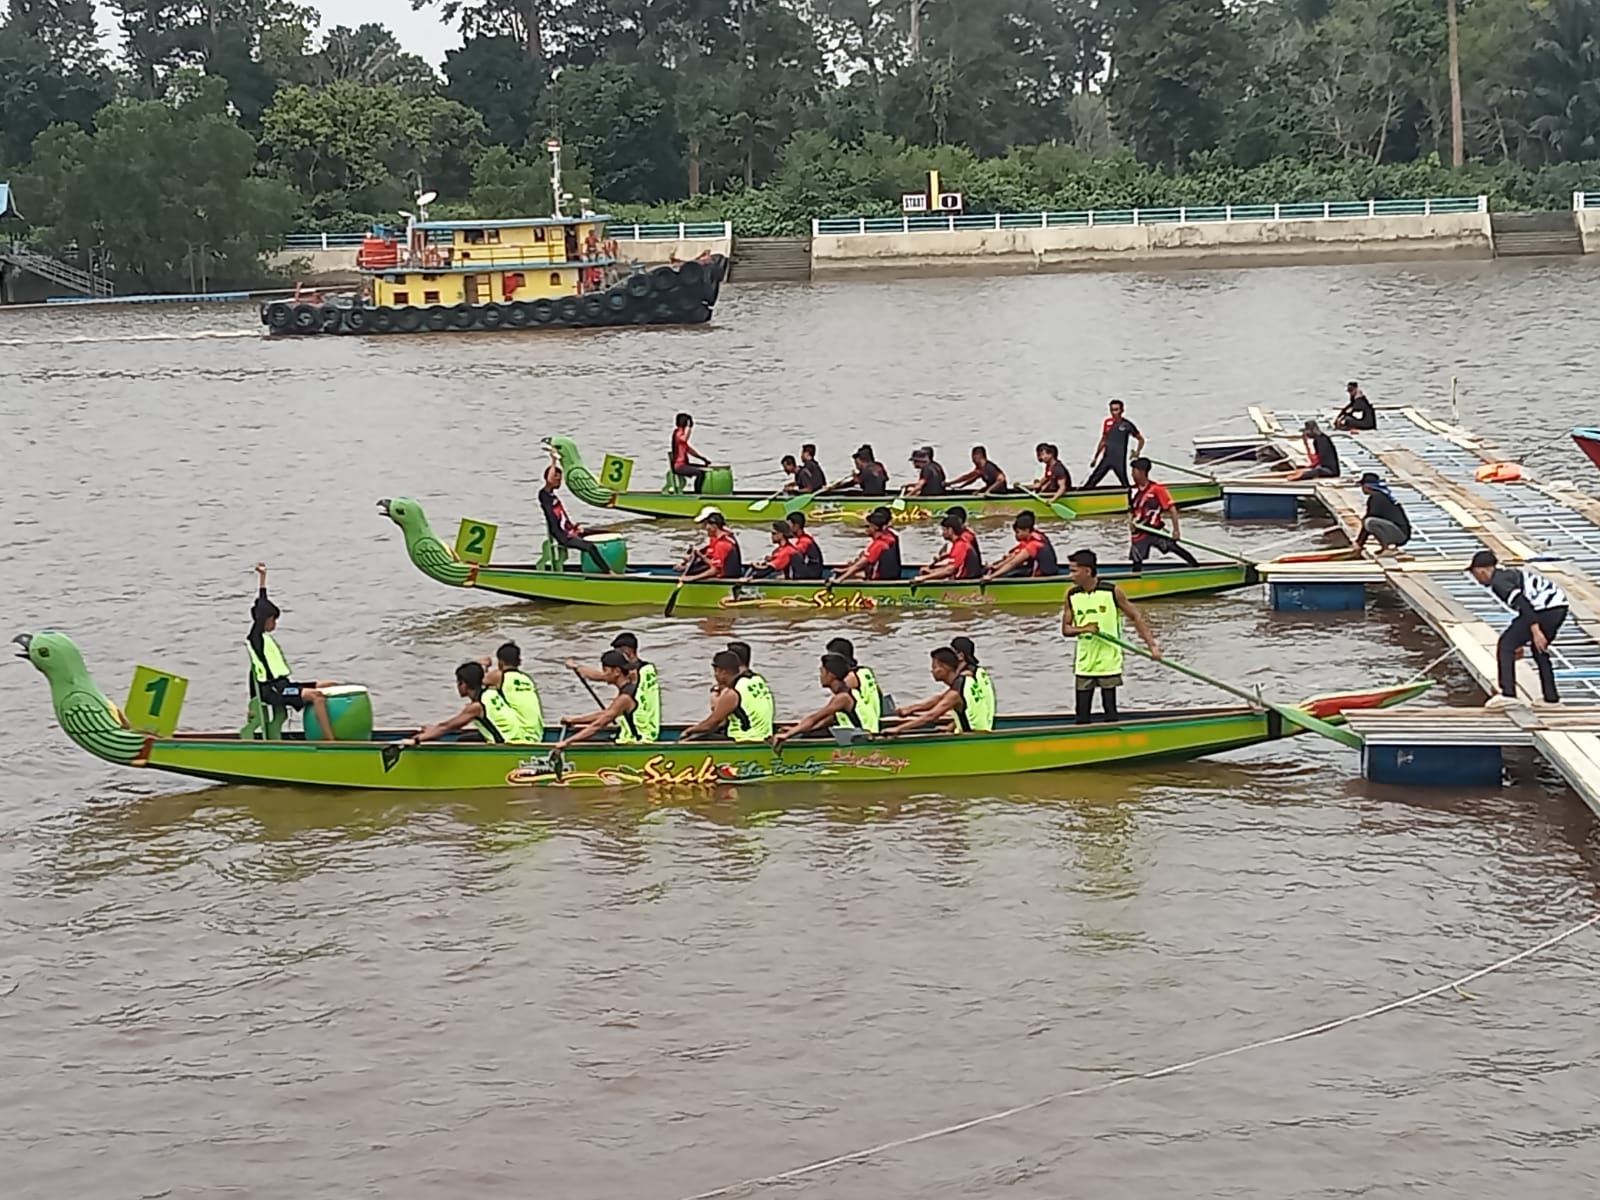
[505,747,910,787]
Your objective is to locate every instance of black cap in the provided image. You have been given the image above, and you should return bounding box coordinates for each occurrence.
[1359,471,1381,486]
[1470,549,1498,571]
[610,632,638,650]
[866,507,892,528]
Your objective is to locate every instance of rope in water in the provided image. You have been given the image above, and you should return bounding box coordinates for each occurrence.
[675,904,1597,1200]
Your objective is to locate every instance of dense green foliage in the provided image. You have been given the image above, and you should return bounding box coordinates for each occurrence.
[3,0,1600,280]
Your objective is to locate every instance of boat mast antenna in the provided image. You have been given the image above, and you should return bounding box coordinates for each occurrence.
[547,139,563,218]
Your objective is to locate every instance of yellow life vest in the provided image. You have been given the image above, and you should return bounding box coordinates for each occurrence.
[248,632,292,683]
[853,666,882,733]
[730,673,774,742]
[1069,585,1122,676]
[500,669,545,741]
[476,686,531,743]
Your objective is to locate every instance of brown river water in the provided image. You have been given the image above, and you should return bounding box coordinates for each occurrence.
[4,258,1600,1198]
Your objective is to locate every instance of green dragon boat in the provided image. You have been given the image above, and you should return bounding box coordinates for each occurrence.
[546,437,1222,523]
[18,631,1425,793]
[381,497,1255,610]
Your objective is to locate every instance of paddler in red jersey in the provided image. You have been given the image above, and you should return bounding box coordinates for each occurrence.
[913,512,983,583]
[784,511,825,579]
[832,507,902,582]
[680,506,745,582]
[983,511,1060,579]
[1128,457,1199,574]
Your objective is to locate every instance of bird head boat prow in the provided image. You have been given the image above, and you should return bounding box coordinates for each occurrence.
[15,630,147,766]
[378,498,473,587]
[543,436,611,505]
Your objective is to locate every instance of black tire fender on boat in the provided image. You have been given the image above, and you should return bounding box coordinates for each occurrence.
[625,272,653,299]
[650,302,677,324]
[604,291,631,316]
[555,297,581,324]
[266,303,292,329]
[319,305,343,333]
[650,265,678,292]
[505,302,531,328]
[259,304,272,326]
[531,299,555,325]
[479,303,505,329]
[678,259,705,286]
[290,304,319,333]
[424,305,449,332]
[395,306,423,333]
[448,304,474,330]
[580,294,605,323]
[372,307,397,333]
[684,299,712,324]
[345,306,371,333]
[673,288,703,313]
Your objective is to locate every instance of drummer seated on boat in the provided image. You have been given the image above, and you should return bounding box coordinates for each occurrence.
[772,654,863,750]
[1031,443,1072,500]
[885,647,993,735]
[947,445,1009,494]
[914,513,984,583]
[540,460,614,573]
[902,447,947,497]
[671,412,712,493]
[682,649,776,742]
[984,512,1059,579]
[395,661,536,750]
[832,507,902,582]
[682,507,744,582]
[556,650,658,749]
[248,562,339,740]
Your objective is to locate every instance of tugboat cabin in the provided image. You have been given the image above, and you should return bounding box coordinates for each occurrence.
[357,215,619,308]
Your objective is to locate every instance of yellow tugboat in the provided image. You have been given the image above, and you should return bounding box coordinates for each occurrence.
[262,142,727,336]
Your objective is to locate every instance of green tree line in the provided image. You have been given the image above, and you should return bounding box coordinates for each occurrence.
[2,0,1599,288]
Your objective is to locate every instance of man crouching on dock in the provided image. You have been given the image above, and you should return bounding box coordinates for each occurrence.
[1470,549,1569,708]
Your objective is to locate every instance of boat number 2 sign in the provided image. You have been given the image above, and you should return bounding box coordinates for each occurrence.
[125,665,189,737]
[599,454,634,492]
[454,519,499,565]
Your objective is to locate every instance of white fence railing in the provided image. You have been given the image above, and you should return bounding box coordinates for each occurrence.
[814,196,1489,237]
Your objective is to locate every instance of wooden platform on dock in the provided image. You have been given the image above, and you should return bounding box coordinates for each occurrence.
[1241,404,1600,812]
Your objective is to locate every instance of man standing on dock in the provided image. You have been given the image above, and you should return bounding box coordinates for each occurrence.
[1469,549,1569,708]
[1353,472,1411,555]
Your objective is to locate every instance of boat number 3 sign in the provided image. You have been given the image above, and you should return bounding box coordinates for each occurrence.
[125,665,189,737]
[599,454,634,492]
[454,519,498,565]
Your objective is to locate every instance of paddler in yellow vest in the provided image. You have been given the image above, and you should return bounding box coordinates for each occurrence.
[682,649,775,742]
[555,649,659,750]
[248,562,338,739]
[1061,547,1162,725]
[825,636,881,732]
[568,632,661,734]
[395,661,536,750]
[771,653,864,750]
[949,636,996,730]
[888,646,993,734]
[483,640,545,742]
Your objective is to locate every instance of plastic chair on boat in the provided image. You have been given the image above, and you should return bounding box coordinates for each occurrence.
[240,669,287,741]
[536,537,567,572]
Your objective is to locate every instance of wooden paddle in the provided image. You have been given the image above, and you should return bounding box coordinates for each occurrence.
[1018,486,1078,521]
[1094,632,1364,749]
[1132,522,1250,565]
[663,565,693,616]
[1149,456,1226,483]
[748,486,792,514]
[570,665,604,706]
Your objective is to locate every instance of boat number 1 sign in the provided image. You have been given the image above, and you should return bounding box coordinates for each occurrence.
[454,519,498,565]
[125,665,189,737]
[599,454,634,492]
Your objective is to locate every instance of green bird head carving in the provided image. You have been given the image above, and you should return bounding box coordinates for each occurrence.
[14,631,145,765]
[377,498,471,586]
[541,436,608,503]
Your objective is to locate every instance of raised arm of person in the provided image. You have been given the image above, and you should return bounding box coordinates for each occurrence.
[773,692,855,750]
[556,693,634,750]
[565,656,609,683]
[1113,586,1162,659]
[887,688,961,735]
[682,687,742,740]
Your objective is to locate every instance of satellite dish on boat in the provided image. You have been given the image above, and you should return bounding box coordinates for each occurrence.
[416,190,438,207]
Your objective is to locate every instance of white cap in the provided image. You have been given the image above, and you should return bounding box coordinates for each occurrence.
[695,505,723,522]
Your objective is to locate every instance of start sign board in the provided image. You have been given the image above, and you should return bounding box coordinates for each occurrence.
[125,665,189,737]
[901,193,929,213]
[454,518,499,564]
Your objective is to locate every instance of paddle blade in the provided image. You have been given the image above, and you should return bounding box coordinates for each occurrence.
[1051,501,1078,521]
[381,742,403,772]
[782,492,814,516]
[1271,703,1365,749]
[663,586,683,617]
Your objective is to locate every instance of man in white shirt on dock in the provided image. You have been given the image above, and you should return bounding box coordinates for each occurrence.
[1469,549,1569,708]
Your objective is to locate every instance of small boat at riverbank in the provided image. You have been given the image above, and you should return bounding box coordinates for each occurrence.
[1573,428,1600,472]
[16,632,1426,793]
[381,497,1255,609]
[263,196,724,336]
[548,437,1222,523]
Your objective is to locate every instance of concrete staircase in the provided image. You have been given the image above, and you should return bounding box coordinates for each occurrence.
[1490,212,1584,258]
[1,242,114,296]
[731,236,812,282]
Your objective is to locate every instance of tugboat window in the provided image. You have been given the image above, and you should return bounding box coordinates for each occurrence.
[487,229,501,243]
[549,272,561,286]
[464,229,484,245]
[534,228,547,242]
[393,291,409,304]
[424,290,440,304]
